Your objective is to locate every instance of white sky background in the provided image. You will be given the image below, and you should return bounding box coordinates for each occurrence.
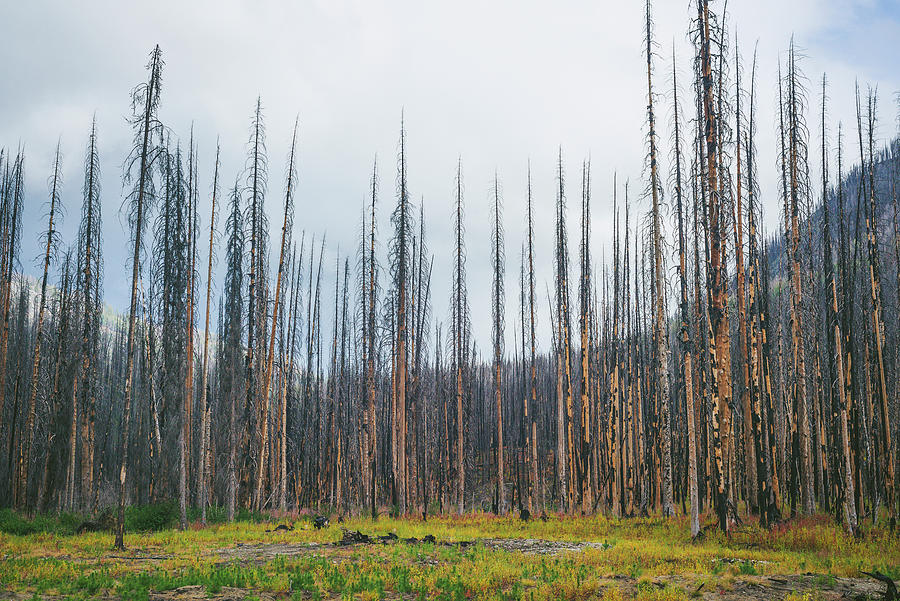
[2,0,898,354]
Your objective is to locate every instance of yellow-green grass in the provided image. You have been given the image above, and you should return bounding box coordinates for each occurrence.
[0,510,897,600]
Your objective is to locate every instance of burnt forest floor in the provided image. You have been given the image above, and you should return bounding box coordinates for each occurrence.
[1,509,898,600]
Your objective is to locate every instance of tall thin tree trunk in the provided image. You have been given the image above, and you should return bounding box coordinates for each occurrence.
[526,164,539,514]
[644,0,673,516]
[491,174,506,514]
[698,0,732,533]
[180,136,197,530]
[828,116,858,534]
[733,42,755,515]
[453,160,467,515]
[254,121,297,511]
[116,46,163,550]
[198,144,219,525]
[367,160,379,518]
[17,143,62,510]
[671,50,699,536]
[860,88,894,525]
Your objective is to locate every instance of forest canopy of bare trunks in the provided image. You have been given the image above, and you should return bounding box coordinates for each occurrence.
[1,0,899,550]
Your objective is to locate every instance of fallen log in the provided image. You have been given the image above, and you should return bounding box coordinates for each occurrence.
[338,529,371,545]
[861,571,897,601]
[313,516,330,530]
[337,530,461,547]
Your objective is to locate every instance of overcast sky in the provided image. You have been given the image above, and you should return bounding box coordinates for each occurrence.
[2,0,898,352]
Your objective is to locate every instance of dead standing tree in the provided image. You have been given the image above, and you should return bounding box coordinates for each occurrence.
[524,163,539,514]
[390,118,412,515]
[696,0,734,533]
[198,143,220,525]
[821,85,858,534]
[181,134,198,530]
[70,118,103,512]
[0,150,25,504]
[450,159,470,514]
[781,44,815,514]
[554,150,576,513]
[745,49,779,526]
[490,173,506,514]
[669,46,699,537]
[578,161,593,514]
[254,119,298,510]
[859,87,895,527]
[116,45,164,550]
[16,143,63,510]
[243,98,269,510]
[363,158,379,518]
[732,40,754,515]
[643,0,674,516]
[222,179,244,521]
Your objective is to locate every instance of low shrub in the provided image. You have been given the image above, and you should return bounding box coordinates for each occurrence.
[0,509,41,535]
[0,509,82,535]
[125,501,177,532]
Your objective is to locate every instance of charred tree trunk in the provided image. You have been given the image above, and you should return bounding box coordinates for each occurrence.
[116,45,163,550]
[16,143,62,510]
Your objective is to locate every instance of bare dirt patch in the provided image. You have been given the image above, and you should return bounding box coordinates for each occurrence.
[211,540,330,562]
[210,536,609,562]
[579,573,887,601]
[147,585,278,601]
[479,537,611,554]
[688,574,884,601]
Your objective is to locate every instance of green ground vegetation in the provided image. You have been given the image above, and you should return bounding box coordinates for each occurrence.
[0,508,897,600]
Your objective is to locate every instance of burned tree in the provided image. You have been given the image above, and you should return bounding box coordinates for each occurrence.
[643,0,674,516]
[16,143,63,509]
[490,173,506,514]
[116,45,164,550]
[450,159,470,514]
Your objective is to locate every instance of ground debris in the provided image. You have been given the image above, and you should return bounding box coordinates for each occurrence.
[148,585,278,600]
[861,571,897,601]
[313,516,329,530]
[713,557,774,566]
[213,534,612,559]
[590,574,887,601]
[338,529,445,546]
[338,529,371,545]
[332,531,605,554]
[480,538,611,554]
